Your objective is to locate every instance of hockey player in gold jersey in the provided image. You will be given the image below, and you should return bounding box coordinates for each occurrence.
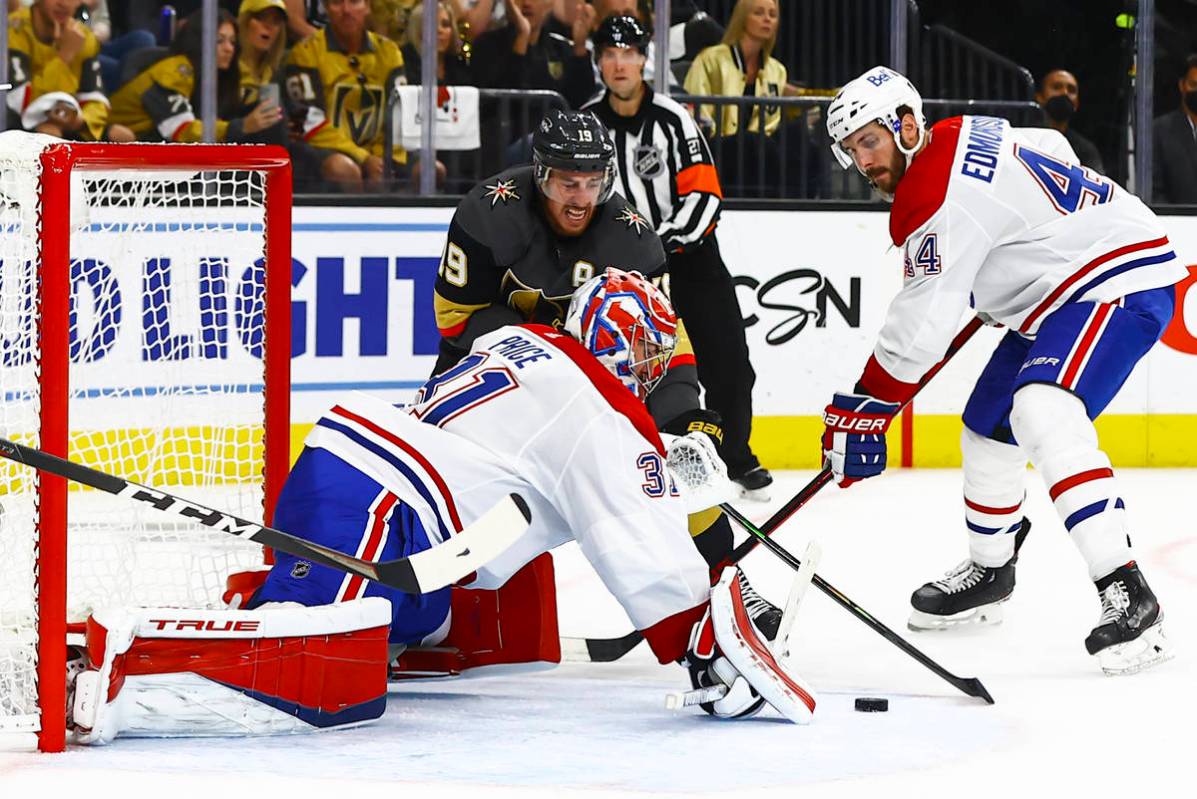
[6,0,133,141]
[282,0,408,191]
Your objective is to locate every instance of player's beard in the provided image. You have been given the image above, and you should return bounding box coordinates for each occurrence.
[866,147,907,196]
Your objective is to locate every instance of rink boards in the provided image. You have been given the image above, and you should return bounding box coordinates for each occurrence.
[280,205,1197,468]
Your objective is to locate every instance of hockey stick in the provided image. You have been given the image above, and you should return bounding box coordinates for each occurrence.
[721,502,994,703]
[571,317,986,661]
[0,436,531,595]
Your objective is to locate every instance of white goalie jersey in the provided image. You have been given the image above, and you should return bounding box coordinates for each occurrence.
[863,115,1188,399]
[304,324,711,648]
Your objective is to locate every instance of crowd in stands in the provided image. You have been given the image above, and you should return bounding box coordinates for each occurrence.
[4,0,1197,202]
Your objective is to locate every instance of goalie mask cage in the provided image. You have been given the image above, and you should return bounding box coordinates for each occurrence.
[0,133,291,752]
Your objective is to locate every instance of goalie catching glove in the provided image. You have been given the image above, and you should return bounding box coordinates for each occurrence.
[821,392,900,487]
[679,567,816,724]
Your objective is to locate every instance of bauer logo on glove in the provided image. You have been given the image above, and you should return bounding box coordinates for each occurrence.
[820,392,900,487]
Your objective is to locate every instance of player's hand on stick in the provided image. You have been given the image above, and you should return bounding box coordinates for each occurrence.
[821,392,900,487]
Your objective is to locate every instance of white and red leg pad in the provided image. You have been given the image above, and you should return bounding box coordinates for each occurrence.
[710,567,816,724]
[389,553,560,679]
[70,598,391,744]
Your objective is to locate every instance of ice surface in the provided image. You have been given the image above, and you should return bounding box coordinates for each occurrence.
[1,469,1193,798]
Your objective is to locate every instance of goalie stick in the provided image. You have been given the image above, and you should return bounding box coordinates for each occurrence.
[570,317,986,662]
[0,436,531,594]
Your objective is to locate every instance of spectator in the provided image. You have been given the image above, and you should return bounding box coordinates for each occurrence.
[283,0,319,41]
[1034,68,1104,174]
[1152,54,1197,204]
[6,0,135,141]
[238,0,288,106]
[461,0,505,38]
[683,0,821,197]
[282,0,407,191]
[402,0,473,85]
[110,8,283,141]
[684,0,785,138]
[80,0,158,93]
[471,0,596,109]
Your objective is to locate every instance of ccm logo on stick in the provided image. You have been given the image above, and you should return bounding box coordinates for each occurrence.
[823,412,888,432]
[147,619,262,632]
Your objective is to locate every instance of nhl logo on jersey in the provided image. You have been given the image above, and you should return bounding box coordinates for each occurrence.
[616,205,650,234]
[633,145,666,180]
[484,179,521,206]
[290,561,311,579]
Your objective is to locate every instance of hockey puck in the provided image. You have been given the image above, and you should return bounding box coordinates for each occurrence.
[854,697,888,713]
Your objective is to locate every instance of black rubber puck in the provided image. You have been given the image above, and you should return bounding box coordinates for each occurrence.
[854,697,889,712]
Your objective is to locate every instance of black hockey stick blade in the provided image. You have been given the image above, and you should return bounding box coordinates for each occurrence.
[560,630,644,662]
[0,436,531,595]
[720,501,995,704]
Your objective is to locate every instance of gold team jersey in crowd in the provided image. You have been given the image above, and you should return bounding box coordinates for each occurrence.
[684,43,788,137]
[110,54,233,142]
[6,8,109,140]
[282,27,407,164]
[239,57,276,107]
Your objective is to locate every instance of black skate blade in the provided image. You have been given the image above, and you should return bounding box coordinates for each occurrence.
[960,677,995,704]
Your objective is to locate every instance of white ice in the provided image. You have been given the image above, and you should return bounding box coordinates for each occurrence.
[2,468,1194,798]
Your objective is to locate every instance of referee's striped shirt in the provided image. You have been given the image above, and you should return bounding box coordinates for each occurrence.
[584,86,723,253]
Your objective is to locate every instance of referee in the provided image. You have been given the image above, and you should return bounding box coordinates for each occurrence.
[583,15,771,499]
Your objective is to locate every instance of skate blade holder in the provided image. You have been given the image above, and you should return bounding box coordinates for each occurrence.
[1097,623,1174,676]
[665,683,729,710]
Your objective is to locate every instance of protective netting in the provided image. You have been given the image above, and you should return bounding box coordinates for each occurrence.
[0,134,275,744]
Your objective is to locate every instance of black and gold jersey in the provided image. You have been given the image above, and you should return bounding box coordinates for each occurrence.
[110,54,239,142]
[282,27,407,164]
[6,8,108,140]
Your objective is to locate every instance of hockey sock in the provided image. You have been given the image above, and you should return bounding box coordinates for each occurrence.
[961,427,1028,568]
[1010,384,1132,580]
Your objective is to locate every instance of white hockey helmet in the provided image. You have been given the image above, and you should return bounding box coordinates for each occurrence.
[826,65,927,172]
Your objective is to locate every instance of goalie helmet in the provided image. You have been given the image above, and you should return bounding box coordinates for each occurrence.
[564,268,677,399]
[532,109,617,206]
[826,65,927,172]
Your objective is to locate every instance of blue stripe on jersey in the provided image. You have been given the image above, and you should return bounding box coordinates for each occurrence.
[1065,251,1177,305]
[315,417,452,543]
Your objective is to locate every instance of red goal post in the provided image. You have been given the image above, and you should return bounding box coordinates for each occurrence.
[1,140,291,752]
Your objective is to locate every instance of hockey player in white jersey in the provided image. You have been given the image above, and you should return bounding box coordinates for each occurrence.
[822,66,1182,675]
[246,267,815,723]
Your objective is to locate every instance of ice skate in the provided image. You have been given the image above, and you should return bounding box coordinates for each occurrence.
[731,466,773,502]
[1085,562,1174,676]
[908,557,1015,630]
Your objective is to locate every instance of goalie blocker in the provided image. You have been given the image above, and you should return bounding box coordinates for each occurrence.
[69,599,391,744]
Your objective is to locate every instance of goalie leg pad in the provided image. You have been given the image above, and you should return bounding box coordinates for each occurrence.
[390,552,561,679]
[71,598,392,744]
[709,568,816,724]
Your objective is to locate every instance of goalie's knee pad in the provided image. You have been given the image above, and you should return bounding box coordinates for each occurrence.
[70,598,391,745]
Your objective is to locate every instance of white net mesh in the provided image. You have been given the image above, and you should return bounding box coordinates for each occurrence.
[0,134,277,744]
[664,432,734,514]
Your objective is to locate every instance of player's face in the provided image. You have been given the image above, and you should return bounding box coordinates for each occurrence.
[840,121,906,194]
[216,22,237,71]
[327,0,370,39]
[246,9,286,56]
[629,329,672,396]
[599,46,646,99]
[542,170,605,236]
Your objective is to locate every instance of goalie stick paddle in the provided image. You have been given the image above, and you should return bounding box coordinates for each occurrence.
[720,503,994,704]
[0,436,532,595]
[571,317,986,662]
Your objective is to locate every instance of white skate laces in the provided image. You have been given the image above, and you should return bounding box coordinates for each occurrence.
[1096,580,1131,626]
[933,560,987,595]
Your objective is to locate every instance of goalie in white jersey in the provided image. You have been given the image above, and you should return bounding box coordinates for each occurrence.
[821,66,1183,675]
[245,267,815,723]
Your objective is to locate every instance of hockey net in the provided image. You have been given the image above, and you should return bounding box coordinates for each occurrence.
[0,133,291,752]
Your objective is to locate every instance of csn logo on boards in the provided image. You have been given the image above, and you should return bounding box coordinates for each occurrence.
[733,269,862,345]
